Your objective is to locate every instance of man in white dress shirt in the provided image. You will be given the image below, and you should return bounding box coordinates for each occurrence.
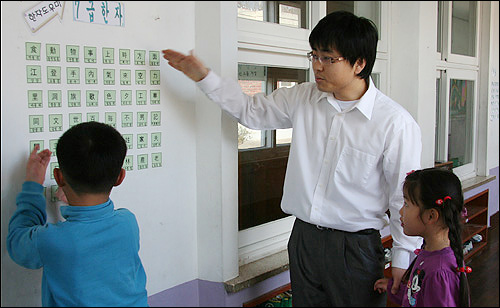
[162,10,422,307]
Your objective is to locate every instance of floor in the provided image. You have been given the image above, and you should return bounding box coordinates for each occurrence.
[467,211,499,307]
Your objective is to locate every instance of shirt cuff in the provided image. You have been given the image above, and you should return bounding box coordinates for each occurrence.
[22,181,44,194]
[196,70,220,94]
[391,248,412,269]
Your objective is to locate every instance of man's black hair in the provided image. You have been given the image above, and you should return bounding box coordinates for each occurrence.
[56,121,127,194]
[309,10,378,80]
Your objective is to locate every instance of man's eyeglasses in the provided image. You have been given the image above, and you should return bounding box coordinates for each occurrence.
[307,52,345,65]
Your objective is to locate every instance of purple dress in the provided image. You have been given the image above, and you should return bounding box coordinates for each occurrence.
[387,247,461,307]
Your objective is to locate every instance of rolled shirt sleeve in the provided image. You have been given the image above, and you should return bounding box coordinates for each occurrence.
[7,181,47,269]
[384,120,423,269]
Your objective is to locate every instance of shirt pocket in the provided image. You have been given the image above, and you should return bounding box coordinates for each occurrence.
[334,146,377,187]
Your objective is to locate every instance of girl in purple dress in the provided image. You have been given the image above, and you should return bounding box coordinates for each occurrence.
[374,168,471,307]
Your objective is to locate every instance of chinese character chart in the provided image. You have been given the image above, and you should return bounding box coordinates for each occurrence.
[25,42,164,174]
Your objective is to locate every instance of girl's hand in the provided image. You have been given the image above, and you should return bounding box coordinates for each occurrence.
[374,277,389,294]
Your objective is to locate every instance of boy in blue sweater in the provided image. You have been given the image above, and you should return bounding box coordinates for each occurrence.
[7,121,148,307]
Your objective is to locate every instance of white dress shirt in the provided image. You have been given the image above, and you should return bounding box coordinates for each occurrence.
[197,70,423,269]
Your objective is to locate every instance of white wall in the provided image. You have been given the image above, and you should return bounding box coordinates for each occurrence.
[193,1,239,283]
[389,1,438,168]
[1,1,200,305]
[487,1,499,171]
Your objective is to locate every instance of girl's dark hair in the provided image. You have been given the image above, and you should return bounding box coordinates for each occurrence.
[401,168,470,307]
[309,10,378,81]
[56,121,127,195]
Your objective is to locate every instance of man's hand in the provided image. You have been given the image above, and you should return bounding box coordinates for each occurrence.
[26,145,52,185]
[391,267,406,294]
[161,49,209,82]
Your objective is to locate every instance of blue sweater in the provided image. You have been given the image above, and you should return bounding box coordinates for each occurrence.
[7,181,148,307]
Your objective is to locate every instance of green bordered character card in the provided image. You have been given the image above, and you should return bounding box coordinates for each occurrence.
[46,44,60,62]
[48,90,62,108]
[123,155,133,171]
[28,90,43,108]
[152,152,162,168]
[138,154,148,170]
[137,133,148,149]
[84,46,97,63]
[26,42,41,60]
[29,115,44,133]
[66,45,80,62]
[151,132,161,147]
[121,90,132,105]
[121,112,133,128]
[122,134,133,149]
[68,90,81,107]
[104,90,116,106]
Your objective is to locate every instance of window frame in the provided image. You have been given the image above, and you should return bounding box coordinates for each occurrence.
[435,1,481,180]
[439,1,480,66]
[237,2,311,266]
[236,65,307,265]
[436,68,479,179]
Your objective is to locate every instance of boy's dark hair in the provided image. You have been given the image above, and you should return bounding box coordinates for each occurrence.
[56,121,127,195]
[309,10,378,81]
[402,168,470,307]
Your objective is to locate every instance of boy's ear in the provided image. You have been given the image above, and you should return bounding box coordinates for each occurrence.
[354,58,366,75]
[114,168,126,187]
[53,168,66,187]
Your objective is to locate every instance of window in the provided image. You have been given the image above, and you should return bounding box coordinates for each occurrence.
[327,1,380,33]
[438,1,479,65]
[450,1,477,57]
[238,65,308,231]
[237,1,311,266]
[326,1,389,55]
[237,1,308,29]
[436,70,478,175]
[435,1,480,179]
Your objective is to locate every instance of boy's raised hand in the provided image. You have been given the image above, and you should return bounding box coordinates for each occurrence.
[26,145,52,185]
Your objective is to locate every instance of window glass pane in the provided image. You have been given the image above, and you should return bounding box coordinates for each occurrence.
[238,66,307,231]
[238,1,265,22]
[437,1,443,53]
[448,79,474,167]
[238,64,268,150]
[237,79,266,149]
[327,1,381,37]
[279,3,301,28]
[238,1,308,29]
[451,1,476,57]
[435,77,441,163]
[371,73,380,89]
[276,81,295,145]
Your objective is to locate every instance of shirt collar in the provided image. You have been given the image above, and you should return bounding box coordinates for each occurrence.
[316,77,377,120]
[60,199,114,221]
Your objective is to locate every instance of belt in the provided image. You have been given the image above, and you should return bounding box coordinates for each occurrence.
[298,218,377,235]
[315,224,377,235]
